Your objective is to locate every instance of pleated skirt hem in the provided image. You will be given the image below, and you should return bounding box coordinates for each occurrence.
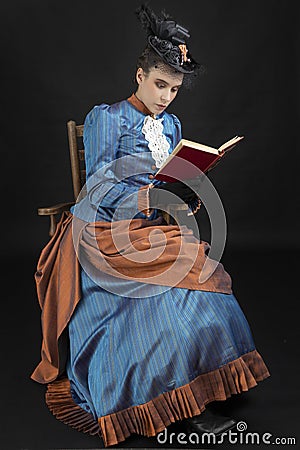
[45,349,270,447]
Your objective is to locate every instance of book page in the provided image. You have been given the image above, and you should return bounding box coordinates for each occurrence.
[177,139,219,155]
[218,135,244,153]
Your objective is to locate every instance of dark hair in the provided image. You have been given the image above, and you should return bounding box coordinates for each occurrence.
[134,44,202,89]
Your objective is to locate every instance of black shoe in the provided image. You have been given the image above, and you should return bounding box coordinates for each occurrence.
[185,408,237,436]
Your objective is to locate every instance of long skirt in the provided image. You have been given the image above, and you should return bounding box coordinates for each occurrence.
[45,268,269,447]
[38,212,269,446]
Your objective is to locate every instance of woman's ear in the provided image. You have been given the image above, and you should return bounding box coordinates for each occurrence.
[136,68,144,85]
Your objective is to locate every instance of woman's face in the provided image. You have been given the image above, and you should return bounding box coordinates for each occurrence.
[135,66,183,115]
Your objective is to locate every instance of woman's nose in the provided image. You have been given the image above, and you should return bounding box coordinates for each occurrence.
[162,90,171,102]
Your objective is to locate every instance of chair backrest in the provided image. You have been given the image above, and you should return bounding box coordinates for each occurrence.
[67,120,86,201]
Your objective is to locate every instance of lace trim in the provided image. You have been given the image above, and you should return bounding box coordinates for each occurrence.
[142,116,170,168]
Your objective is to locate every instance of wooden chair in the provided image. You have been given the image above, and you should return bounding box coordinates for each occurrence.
[38,121,84,236]
[38,120,188,236]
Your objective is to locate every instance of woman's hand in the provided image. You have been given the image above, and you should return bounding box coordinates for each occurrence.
[149,179,201,207]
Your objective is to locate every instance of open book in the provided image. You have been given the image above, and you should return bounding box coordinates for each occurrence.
[154,135,244,182]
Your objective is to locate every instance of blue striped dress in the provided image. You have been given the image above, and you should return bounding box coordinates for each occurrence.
[63,97,269,444]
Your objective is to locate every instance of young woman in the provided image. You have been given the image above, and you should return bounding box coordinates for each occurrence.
[32,5,270,447]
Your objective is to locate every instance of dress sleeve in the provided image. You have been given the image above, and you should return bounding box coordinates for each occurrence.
[83,104,149,215]
[170,113,182,148]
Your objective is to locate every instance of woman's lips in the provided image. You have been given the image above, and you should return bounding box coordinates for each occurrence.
[156,104,167,110]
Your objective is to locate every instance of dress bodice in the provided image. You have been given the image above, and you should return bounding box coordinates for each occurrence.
[72,98,182,222]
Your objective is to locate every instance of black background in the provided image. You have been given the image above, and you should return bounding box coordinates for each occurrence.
[1,0,299,449]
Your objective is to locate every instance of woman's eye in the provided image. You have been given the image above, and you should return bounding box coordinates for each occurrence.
[156,83,165,89]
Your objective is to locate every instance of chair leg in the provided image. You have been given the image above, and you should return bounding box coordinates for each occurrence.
[49,215,57,237]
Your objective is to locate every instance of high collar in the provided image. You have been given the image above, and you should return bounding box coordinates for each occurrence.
[127,93,157,118]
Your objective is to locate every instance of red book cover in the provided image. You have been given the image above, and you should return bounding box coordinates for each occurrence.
[155,136,244,182]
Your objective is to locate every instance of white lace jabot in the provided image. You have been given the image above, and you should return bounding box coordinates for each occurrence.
[142,115,170,168]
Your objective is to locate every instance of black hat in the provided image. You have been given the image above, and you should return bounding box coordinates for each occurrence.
[136,5,198,74]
